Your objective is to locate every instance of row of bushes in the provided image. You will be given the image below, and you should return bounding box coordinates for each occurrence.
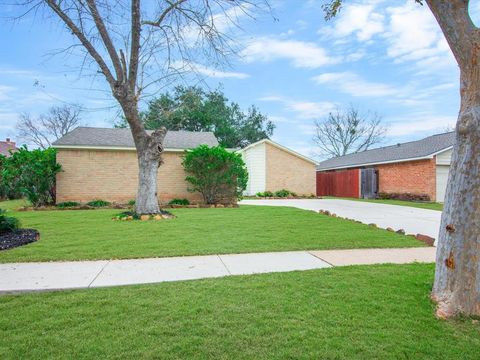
[56,198,190,208]
[256,189,298,198]
[377,192,431,202]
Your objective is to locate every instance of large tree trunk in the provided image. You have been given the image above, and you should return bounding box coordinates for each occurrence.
[121,99,167,215]
[425,0,480,319]
[431,68,480,318]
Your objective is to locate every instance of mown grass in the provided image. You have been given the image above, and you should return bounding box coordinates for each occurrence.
[0,200,423,263]
[1,264,479,359]
[324,196,443,211]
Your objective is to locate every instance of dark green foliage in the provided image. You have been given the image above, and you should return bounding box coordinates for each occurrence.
[115,211,140,220]
[115,86,275,148]
[127,200,136,206]
[274,189,296,198]
[0,209,20,233]
[256,191,274,198]
[0,147,61,207]
[56,201,80,208]
[86,200,111,208]
[168,198,190,206]
[183,145,248,204]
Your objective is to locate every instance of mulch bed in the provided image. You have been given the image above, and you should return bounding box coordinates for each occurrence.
[0,229,39,251]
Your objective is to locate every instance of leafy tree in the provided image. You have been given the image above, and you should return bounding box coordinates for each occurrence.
[322,0,480,318]
[115,86,275,148]
[14,1,267,215]
[1,147,61,207]
[182,145,248,204]
[313,106,386,158]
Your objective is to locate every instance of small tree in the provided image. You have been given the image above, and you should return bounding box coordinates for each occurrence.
[1,147,61,207]
[17,105,82,149]
[313,106,386,158]
[183,145,248,205]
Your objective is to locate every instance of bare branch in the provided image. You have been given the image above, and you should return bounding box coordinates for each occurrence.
[85,0,124,82]
[16,104,83,149]
[313,106,386,158]
[44,0,116,86]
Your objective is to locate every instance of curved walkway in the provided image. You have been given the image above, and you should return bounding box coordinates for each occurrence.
[0,248,435,293]
[241,199,442,240]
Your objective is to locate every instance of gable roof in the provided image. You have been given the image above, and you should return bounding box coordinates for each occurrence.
[240,138,318,165]
[52,127,218,150]
[317,131,455,171]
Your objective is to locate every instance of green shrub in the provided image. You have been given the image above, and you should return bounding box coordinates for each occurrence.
[169,198,190,206]
[0,209,20,233]
[0,147,61,207]
[87,199,111,207]
[56,201,80,208]
[256,191,274,198]
[274,189,292,198]
[183,145,248,205]
[127,199,136,206]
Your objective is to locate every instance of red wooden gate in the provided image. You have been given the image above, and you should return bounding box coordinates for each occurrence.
[316,169,360,198]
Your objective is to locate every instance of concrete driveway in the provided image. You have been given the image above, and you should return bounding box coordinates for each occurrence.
[240,199,442,241]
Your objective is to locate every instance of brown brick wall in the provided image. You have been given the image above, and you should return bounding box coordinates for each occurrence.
[265,143,316,195]
[377,158,436,200]
[56,149,201,204]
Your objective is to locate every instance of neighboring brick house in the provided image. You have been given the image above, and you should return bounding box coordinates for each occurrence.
[239,139,317,196]
[316,132,455,202]
[53,127,218,204]
[0,138,17,157]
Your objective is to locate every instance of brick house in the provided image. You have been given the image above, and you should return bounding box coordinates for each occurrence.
[316,132,455,202]
[239,139,317,196]
[0,138,17,157]
[53,127,218,204]
[53,127,317,204]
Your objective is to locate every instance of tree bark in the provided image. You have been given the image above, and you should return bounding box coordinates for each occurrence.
[431,66,480,319]
[426,0,480,318]
[120,99,167,215]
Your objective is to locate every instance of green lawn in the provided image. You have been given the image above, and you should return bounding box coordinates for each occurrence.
[324,196,444,211]
[1,264,479,359]
[0,201,423,263]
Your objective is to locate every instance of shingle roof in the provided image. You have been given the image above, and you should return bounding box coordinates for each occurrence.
[52,127,218,149]
[316,132,455,171]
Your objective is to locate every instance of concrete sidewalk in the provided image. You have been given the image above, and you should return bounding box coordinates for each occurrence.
[0,247,436,293]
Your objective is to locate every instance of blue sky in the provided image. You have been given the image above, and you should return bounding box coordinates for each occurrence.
[1,0,478,158]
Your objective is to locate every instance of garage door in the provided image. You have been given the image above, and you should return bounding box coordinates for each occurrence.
[436,165,450,202]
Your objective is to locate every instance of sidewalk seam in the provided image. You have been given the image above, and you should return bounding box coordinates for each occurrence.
[217,255,232,275]
[88,260,111,288]
[308,251,335,267]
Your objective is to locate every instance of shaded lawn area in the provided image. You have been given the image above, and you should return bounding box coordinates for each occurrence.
[0,201,423,263]
[1,264,479,359]
[324,196,443,211]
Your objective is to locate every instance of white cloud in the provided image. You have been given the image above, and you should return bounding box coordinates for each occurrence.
[0,85,15,101]
[241,37,336,68]
[387,114,456,136]
[313,72,397,97]
[383,1,454,67]
[260,95,335,119]
[330,1,385,41]
[171,61,249,79]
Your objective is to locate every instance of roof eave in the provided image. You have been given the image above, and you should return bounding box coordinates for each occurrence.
[53,144,186,152]
[240,139,318,165]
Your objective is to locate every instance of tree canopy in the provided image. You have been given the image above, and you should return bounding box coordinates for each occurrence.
[115,86,275,148]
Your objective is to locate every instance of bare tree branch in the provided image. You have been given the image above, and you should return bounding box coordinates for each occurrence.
[16,104,83,149]
[313,106,386,158]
